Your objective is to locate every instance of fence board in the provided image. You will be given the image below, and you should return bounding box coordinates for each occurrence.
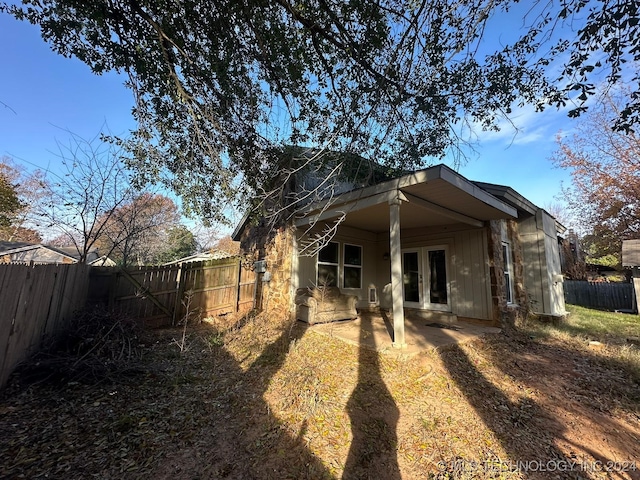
[563,280,635,311]
[1,258,257,388]
[0,263,91,388]
[89,257,256,327]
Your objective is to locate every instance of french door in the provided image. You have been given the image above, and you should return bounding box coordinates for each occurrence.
[402,246,450,312]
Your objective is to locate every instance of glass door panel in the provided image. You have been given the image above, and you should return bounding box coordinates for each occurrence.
[425,247,450,311]
[402,251,421,304]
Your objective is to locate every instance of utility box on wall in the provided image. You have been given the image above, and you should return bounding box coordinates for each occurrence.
[254,260,266,273]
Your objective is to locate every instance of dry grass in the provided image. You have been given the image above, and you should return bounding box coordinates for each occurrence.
[1,307,639,479]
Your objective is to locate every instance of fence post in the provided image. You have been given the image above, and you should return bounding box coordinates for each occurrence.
[633,268,640,315]
[235,258,242,313]
[173,263,186,325]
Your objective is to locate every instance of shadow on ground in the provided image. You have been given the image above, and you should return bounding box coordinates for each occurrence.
[343,313,401,479]
[439,331,640,479]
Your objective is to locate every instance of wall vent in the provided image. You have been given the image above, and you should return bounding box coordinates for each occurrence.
[368,287,377,303]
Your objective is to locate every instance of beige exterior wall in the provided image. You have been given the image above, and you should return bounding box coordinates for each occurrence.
[296,225,379,308]
[296,223,494,321]
[518,211,566,316]
[246,212,564,324]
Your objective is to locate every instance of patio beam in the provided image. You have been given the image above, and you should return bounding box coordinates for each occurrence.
[401,191,484,228]
[295,189,408,227]
[389,193,406,348]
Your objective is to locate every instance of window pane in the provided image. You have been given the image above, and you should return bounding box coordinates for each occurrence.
[429,249,447,304]
[343,266,361,289]
[503,242,513,304]
[502,244,508,263]
[318,264,338,287]
[318,242,339,263]
[344,244,362,266]
[403,252,420,302]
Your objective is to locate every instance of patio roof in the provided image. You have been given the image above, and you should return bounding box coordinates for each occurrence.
[295,164,518,232]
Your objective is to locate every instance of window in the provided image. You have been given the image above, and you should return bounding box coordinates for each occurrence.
[343,244,362,289]
[502,242,514,304]
[317,242,339,287]
[316,242,363,289]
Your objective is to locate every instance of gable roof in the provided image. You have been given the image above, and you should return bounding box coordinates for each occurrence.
[0,241,34,252]
[472,182,538,216]
[163,251,236,265]
[233,163,559,238]
[293,164,517,232]
[0,243,79,262]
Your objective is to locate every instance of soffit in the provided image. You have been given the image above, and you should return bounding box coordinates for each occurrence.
[297,164,517,233]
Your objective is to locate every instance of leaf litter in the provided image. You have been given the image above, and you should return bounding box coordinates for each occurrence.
[0,309,638,479]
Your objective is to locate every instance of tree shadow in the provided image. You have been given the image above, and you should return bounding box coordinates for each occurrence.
[343,312,401,480]
[439,342,576,477]
[439,335,640,479]
[144,313,336,479]
[480,332,640,471]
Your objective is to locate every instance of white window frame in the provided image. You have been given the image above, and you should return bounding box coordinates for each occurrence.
[502,241,514,304]
[342,243,363,289]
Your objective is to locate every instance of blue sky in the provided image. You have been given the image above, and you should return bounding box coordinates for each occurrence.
[0,13,574,217]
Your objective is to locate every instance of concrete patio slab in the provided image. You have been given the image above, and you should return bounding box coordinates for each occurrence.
[308,310,501,356]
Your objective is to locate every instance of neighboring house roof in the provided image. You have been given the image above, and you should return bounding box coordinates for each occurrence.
[0,243,78,262]
[622,239,640,267]
[0,242,113,265]
[0,241,34,252]
[163,251,236,266]
[55,246,100,263]
[89,255,117,267]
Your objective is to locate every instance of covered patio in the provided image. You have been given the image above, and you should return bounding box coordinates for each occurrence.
[307,310,501,356]
[295,164,516,348]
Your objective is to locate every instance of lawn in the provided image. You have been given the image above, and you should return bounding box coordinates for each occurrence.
[0,305,639,479]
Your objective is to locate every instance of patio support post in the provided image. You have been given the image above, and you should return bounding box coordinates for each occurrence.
[389,194,406,348]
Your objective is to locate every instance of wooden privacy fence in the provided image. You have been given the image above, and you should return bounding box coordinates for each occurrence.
[563,280,635,311]
[89,257,256,326]
[0,262,91,388]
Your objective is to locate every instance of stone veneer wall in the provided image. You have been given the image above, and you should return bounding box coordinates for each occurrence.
[507,219,529,317]
[239,221,296,320]
[487,219,530,328]
[486,220,507,327]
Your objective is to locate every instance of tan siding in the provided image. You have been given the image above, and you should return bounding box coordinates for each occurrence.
[295,226,378,308]
[296,223,493,319]
[452,229,490,320]
[297,254,317,288]
[520,216,545,311]
[376,225,491,320]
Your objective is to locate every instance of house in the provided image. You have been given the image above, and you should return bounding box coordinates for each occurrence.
[622,239,640,312]
[233,162,566,347]
[0,242,115,266]
[622,239,640,269]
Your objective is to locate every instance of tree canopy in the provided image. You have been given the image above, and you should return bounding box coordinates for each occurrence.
[0,168,22,228]
[552,89,640,266]
[96,192,181,266]
[0,157,46,242]
[154,224,199,264]
[3,0,639,222]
